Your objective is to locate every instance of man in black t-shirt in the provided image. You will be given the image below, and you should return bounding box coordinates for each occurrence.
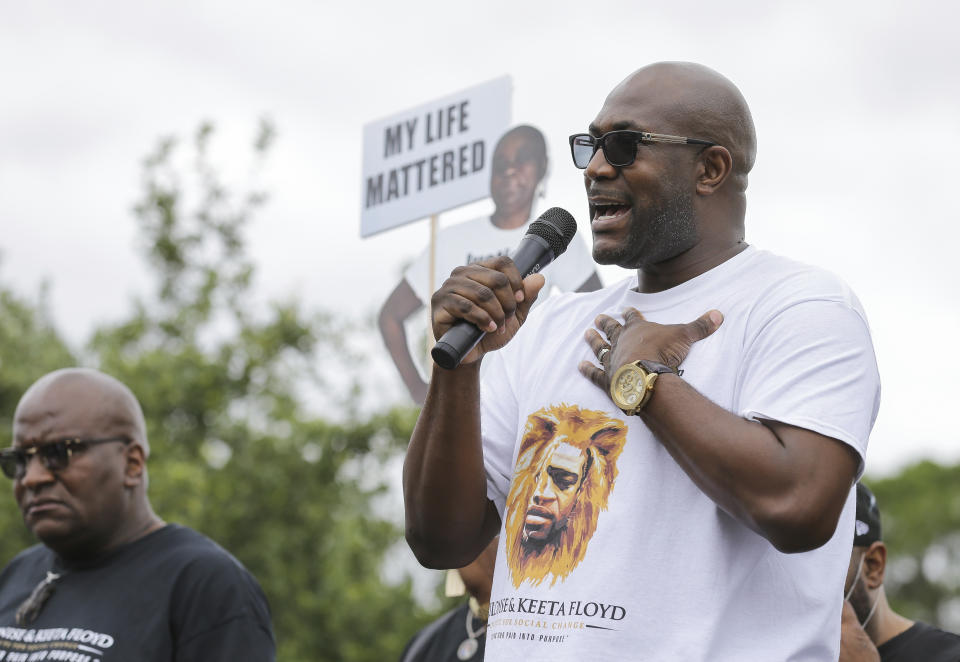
[840,483,960,662]
[0,368,275,661]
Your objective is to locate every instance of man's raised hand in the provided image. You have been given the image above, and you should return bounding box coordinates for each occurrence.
[430,256,545,366]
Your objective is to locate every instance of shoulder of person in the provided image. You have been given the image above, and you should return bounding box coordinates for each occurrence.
[879,621,960,661]
[152,525,263,597]
[400,603,469,662]
[912,621,960,645]
[162,526,271,625]
[159,526,274,657]
[745,249,864,309]
[727,249,873,346]
[0,544,51,584]
[161,525,250,568]
[3,544,50,568]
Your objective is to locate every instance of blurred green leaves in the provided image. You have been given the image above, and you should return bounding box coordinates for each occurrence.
[868,462,960,630]
[0,285,76,557]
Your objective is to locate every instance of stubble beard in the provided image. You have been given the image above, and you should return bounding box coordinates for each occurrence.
[848,575,874,626]
[595,186,698,269]
[522,516,567,551]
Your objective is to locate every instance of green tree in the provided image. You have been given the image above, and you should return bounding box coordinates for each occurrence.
[0,283,76,560]
[867,462,960,632]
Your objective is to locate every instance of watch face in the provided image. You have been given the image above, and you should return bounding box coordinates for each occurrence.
[612,365,644,409]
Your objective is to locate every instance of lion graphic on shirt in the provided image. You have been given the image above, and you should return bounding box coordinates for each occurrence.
[505,405,627,588]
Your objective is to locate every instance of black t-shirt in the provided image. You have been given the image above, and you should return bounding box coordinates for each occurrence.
[0,524,275,661]
[399,603,487,662]
[879,621,960,662]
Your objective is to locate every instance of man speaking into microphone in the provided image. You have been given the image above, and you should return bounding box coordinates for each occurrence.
[403,62,881,661]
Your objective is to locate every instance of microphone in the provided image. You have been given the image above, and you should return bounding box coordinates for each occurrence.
[431,207,579,370]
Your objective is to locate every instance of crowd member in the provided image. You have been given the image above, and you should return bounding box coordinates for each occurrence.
[399,537,497,662]
[403,61,881,660]
[379,124,601,404]
[840,482,960,661]
[0,368,275,660]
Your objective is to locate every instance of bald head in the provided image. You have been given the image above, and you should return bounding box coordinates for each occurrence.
[608,62,757,190]
[15,368,149,456]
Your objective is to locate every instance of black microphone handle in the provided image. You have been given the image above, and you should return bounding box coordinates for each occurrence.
[431,235,553,370]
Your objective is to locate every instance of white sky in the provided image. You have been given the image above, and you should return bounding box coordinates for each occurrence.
[1,0,958,477]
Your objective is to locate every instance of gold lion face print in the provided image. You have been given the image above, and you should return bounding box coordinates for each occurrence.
[505,405,627,588]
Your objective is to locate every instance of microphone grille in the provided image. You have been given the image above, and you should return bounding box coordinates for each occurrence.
[528,207,578,257]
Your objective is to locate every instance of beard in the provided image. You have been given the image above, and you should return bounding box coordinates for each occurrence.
[848,573,874,625]
[522,514,567,548]
[594,185,698,269]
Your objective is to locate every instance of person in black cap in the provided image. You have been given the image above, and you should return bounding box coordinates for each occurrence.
[840,482,960,661]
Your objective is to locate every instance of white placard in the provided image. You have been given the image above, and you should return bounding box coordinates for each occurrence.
[359,76,512,238]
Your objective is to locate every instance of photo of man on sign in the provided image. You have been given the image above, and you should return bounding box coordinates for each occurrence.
[378,125,601,404]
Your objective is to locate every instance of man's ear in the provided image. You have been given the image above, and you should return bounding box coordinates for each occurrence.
[695,145,733,195]
[123,443,147,488]
[862,541,887,589]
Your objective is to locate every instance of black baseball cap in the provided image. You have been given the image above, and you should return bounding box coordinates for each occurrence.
[854,482,882,547]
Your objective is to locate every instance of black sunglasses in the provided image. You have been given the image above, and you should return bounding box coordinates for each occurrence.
[569,130,717,169]
[0,437,131,480]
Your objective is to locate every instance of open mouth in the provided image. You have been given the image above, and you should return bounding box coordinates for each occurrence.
[524,506,554,530]
[591,203,631,223]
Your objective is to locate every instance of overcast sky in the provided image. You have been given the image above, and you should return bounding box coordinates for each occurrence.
[2,0,958,476]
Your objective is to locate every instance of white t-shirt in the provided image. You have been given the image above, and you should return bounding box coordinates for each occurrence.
[403,215,597,304]
[479,246,881,662]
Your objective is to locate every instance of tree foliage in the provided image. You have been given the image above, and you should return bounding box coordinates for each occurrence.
[867,462,960,632]
[0,284,76,557]
[0,121,444,660]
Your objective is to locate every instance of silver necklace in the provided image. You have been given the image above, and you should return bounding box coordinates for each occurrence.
[456,607,486,660]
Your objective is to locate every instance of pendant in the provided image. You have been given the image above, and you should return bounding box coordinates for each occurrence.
[457,637,479,660]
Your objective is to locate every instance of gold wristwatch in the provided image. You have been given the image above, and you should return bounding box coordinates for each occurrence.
[609,360,680,415]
